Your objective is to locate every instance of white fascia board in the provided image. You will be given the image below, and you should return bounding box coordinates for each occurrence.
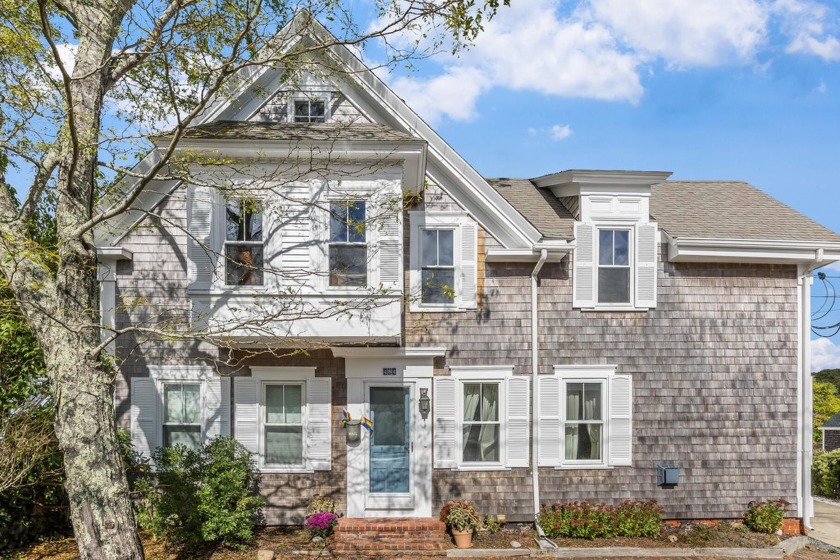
[96,246,133,260]
[323,35,541,249]
[330,347,447,358]
[534,170,672,195]
[485,242,573,263]
[667,235,840,264]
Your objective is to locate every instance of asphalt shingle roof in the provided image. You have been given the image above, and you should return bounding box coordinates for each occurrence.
[175,121,419,143]
[650,181,840,242]
[485,177,575,240]
[487,177,840,243]
[823,411,840,428]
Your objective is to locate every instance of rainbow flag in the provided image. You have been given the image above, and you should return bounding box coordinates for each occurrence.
[361,416,374,432]
[342,408,352,426]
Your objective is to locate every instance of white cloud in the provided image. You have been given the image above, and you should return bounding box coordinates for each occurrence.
[46,43,77,80]
[549,124,573,140]
[383,0,840,123]
[391,66,491,124]
[588,0,768,68]
[813,337,840,371]
[774,0,840,61]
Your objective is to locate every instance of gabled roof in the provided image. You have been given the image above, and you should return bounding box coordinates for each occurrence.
[823,411,840,429]
[486,178,575,240]
[173,121,419,143]
[651,182,840,243]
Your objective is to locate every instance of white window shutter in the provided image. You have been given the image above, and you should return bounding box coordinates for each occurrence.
[234,377,259,459]
[433,377,458,468]
[538,376,561,467]
[573,222,596,308]
[131,378,159,460]
[609,375,633,467]
[187,185,215,290]
[506,376,530,468]
[635,223,658,309]
[306,377,332,471]
[204,376,230,440]
[459,221,478,309]
[377,206,402,290]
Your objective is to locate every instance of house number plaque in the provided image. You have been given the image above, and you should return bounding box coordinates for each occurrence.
[382,367,397,376]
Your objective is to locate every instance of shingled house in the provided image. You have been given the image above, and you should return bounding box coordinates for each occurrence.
[821,412,840,451]
[96,13,840,535]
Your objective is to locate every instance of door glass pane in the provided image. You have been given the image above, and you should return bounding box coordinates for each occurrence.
[369,387,410,494]
[371,388,406,446]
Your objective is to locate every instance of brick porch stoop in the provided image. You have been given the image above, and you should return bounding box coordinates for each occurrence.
[332,517,448,558]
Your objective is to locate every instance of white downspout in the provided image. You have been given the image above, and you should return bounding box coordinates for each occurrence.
[531,249,548,517]
[800,261,819,529]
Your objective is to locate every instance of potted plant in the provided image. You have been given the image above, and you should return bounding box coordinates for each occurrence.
[440,501,481,548]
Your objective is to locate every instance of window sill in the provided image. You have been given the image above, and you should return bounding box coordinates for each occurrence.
[452,464,510,472]
[409,304,466,314]
[554,464,613,470]
[257,467,315,474]
[578,306,650,313]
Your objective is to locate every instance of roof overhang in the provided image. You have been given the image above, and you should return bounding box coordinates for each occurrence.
[533,170,673,197]
[667,234,840,264]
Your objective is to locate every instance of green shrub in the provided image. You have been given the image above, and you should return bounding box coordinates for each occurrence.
[813,449,840,498]
[744,500,787,534]
[135,437,265,549]
[537,500,663,539]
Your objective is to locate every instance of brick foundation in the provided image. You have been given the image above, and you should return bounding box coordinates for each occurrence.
[332,517,448,558]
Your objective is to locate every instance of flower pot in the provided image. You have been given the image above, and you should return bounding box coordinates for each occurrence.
[451,528,473,548]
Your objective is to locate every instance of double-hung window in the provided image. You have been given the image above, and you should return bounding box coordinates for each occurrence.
[329,201,367,287]
[538,366,633,468]
[563,381,604,462]
[293,99,326,123]
[264,384,304,467]
[162,383,201,450]
[597,229,630,304]
[225,198,263,286]
[462,382,500,463]
[421,228,455,304]
[433,367,529,470]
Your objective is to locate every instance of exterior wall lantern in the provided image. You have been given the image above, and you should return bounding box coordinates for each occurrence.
[419,388,431,419]
[345,419,361,444]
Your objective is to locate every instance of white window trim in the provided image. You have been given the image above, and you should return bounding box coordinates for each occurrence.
[594,222,634,309]
[251,367,316,474]
[449,366,514,471]
[222,197,266,289]
[409,212,468,313]
[148,365,215,450]
[554,365,617,470]
[287,91,333,123]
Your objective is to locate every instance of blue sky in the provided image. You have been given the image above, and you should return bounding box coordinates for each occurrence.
[378,0,840,370]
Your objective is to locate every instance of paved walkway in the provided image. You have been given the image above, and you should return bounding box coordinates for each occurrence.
[809,500,840,548]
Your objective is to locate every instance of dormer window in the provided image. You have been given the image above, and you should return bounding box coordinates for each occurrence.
[597,229,631,304]
[294,99,326,123]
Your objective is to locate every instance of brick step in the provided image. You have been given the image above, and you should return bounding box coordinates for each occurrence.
[331,517,447,557]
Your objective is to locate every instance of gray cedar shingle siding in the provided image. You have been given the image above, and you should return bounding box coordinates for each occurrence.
[407,242,799,521]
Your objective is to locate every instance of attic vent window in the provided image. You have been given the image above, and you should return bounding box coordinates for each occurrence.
[294,99,326,123]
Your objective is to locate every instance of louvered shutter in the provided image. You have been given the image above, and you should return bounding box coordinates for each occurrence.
[131,378,159,460]
[204,376,230,440]
[573,222,596,308]
[187,185,215,290]
[538,376,561,467]
[306,378,332,471]
[433,377,458,468]
[635,224,658,309]
[459,221,478,309]
[506,376,530,468]
[234,377,259,459]
[609,375,633,466]
[378,205,402,290]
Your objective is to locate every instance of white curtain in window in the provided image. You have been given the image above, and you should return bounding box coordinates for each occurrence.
[584,390,601,460]
[565,388,580,460]
[478,384,498,461]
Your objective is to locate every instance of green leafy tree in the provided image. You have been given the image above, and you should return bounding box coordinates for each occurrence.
[0,2,509,558]
[814,380,840,444]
